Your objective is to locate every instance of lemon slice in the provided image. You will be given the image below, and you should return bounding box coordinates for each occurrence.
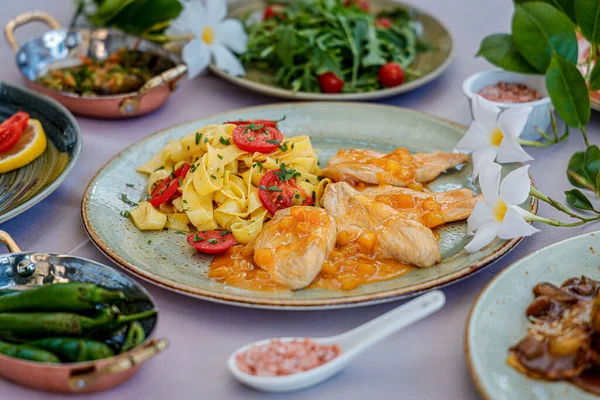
[0,119,47,174]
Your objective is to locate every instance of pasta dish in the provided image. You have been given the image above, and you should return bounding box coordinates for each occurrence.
[129,119,479,292]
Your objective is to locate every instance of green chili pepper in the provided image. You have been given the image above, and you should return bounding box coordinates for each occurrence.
[0,340,60,363]
[0,289,17,297]
[0,282,126,313]
[0,307,157,341]
[121,322,146,353]
[30,338,114,362]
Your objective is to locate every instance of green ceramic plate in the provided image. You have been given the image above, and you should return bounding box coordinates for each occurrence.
[466,231,600,400]
[0,82,81,224]
[82,102,535,309]
[210,0,453,101]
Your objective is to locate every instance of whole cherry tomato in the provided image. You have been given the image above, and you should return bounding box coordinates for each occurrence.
[378,62,405,88]
[344,0,369,12]
[264,4,285,20]
[376,17,393,29]
[318,72,345,94]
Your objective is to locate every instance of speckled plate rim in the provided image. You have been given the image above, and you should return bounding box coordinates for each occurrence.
[209,1,454,101]
[464,231,598,400]
[0,82,82,225]
[81,102,536,310]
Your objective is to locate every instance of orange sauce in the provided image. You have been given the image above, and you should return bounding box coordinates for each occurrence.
[210,223,416,292]
[374,193,445,228]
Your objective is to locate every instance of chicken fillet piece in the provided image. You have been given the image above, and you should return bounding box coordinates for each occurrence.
[252,206,337,290]
[321,182,441,268]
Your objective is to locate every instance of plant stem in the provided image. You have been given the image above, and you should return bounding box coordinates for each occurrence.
[517,138,559,147]
[529,187,587,221]
[581,125,591,147]
[525,214,594,227]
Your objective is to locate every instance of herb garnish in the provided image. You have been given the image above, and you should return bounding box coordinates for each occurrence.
[274,163,300,182]
[119,193,137,206]
[120,210,131,218]
[268,185,283,192]
[195,132,202,145]
[219,137,231,145]
[207,238,219,244]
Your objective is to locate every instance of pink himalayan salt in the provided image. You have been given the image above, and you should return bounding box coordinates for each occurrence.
[235,338,342,377]
[478,81,542,103]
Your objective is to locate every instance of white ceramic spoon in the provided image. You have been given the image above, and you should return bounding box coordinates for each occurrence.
[228,290,446,393]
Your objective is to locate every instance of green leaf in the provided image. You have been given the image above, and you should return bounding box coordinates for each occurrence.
[565,189,595,210]
[568,146,600,192]
[274,26,297,67]
[575,0,600,43]
[545,54,591,128]
[514,0,576,22]
[362,24,386,67]
[590,59,600,90]
[512,3,577,72]
[476,34,538,73]
[89,0,136,26]
[585,145,600,186]
[101,0,182,34]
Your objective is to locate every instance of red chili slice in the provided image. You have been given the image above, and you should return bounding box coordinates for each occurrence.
[232,124,284,154]
[0,112,30,153]
[187,230,236,254]
[225,120,280,128]
[258,170,314,215]
[149,163,191,208]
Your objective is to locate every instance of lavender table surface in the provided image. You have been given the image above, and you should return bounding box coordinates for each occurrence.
[0,1,596,399]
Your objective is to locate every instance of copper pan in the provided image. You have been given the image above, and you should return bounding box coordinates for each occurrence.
[0,231,168,393]
[4,11,187,119]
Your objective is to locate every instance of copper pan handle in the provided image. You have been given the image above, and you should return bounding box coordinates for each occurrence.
[119,64,187,115]
[5,11,62,52]
[0,231,21,253]
[69,338,169,391]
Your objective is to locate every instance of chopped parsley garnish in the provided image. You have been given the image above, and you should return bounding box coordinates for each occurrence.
[291,143,295,150]
[219,137,231,145]
[312,191,316,201]
[246,137,255,142]
[268,185,283,192]
[277,195,283,201]
[204,137,209,143]
[193,233,203,242]
[154,166,165,172]
[244,123,264,133]
[120,210,131,218]
[126,183,134,188]
[178,177,183,186]
[147,240,152,244]
[278,142,289,152]
[294,194,300,198]
[119,194,137,206]
[211,174,217,180]
[207,238,219,244]
[195,132,202,145]
[217,154,223,160]
[266,139,280,145]
[252,161,263,171]
[317,175,323,181]
[259,185,268,191]
[274,163,301,182]
[220,231,230,236]
[183,200,188,204]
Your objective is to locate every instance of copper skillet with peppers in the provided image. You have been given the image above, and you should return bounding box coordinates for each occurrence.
[143,120,313,255]
[0,231,167,393]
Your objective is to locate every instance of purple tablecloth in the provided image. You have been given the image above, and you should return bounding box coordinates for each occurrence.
[0,1,596,399]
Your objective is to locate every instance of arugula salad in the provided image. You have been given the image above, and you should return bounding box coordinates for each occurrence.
[239,0,432,94]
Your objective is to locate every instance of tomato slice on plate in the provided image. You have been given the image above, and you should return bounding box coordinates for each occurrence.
[187,230,236,254]
[149,163,191,208]
[232,123,284,154]
[0,111,30,153]
[225,119,280,128]
[258,167,314,214]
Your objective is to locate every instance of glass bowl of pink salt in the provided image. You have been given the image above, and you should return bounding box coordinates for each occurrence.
[463,70,552,140]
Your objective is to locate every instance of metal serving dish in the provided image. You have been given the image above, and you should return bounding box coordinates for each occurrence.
[4,11,187,119]
[0,231,168,393]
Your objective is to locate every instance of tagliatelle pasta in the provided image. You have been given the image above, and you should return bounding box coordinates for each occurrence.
[134,123,329,244]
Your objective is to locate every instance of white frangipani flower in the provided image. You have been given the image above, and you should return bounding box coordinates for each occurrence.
[465,162,539,253]
[456,95,534,180]
[167,0,248,78]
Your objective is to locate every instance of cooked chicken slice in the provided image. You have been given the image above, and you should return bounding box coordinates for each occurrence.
[321,148,469,186]
[321,182,441,268]
[411,152,470,183]
[252,206,336,290]
[359,186,482,228]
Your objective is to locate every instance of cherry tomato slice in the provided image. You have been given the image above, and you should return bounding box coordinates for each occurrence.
[225,119,280,128]
[378,62,405,88]
[344,0,370,12]
[232,124,284,154]
[149,163,191,208]
[258,170,314,215]
[187,230,236,254]
[318,72,345,93]
[0,112,30,153]
[1,112,30,132]
[376,17,393,29]
[264,4,285,20]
